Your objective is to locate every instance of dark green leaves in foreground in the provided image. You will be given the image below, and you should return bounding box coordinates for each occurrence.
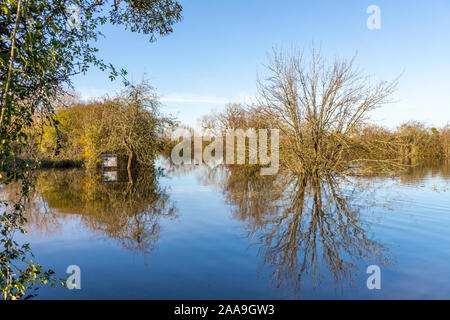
[0,0,182,300]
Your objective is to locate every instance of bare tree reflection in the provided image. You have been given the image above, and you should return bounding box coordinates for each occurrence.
[200,165,392,295]
[197,164,288,224]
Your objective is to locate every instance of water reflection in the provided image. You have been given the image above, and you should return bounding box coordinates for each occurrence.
[197,165,393,294]
[2,159,448,298]
[25,167,177,253]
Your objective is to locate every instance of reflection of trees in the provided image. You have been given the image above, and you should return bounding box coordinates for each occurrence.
[159,156,200,178]
[25,167,177,253]
[197,164,288,224]
[399,160,450,183]
[200,165,392,294]
[257,175,392,294]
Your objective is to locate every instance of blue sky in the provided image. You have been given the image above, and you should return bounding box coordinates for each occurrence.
[72,0,450,128]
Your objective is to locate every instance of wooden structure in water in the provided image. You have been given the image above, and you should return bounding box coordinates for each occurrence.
[100,154,118,183]
[100,154,118,168]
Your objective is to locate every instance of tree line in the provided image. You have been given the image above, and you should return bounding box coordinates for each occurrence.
[202,103,449,165]
[27,52,450,178]
[200,48,449,178]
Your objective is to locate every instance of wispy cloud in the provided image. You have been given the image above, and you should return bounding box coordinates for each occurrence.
[160,95,229,104]
[160,93,255,105]
[76,88,257,106]
[78,87,108,101]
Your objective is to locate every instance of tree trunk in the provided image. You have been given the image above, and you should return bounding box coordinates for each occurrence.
[127,149,134,184]
[127,149,134,171]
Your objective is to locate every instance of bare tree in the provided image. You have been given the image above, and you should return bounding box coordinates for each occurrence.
[256,46,401,177]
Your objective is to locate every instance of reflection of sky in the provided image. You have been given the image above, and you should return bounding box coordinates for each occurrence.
[16,164,450,299]
[73,1,450,128]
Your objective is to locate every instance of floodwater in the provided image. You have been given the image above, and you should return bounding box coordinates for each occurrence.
[5,160,450,299]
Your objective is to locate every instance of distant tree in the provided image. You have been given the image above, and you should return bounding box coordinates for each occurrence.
[396,121,444,160]
[201,103,272,136]
[441,125,450,159]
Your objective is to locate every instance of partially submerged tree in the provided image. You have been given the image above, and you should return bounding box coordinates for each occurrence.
[256,47,400,178]
[100,81,175,172]
[35,81,174,173]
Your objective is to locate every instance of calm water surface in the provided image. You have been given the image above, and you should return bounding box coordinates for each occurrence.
[7,160,450,299]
